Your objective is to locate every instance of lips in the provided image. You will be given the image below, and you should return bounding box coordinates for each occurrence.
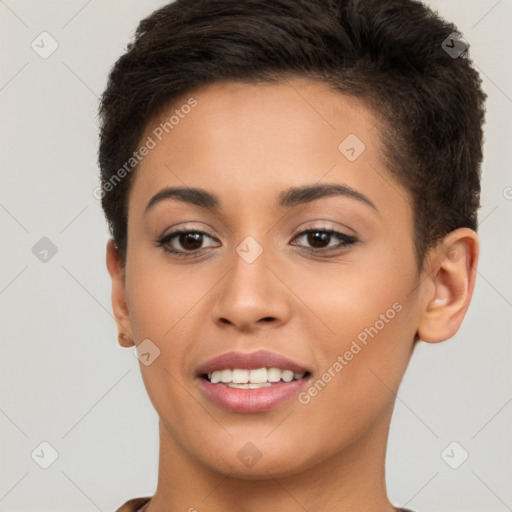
[195,350,312,413]
[195,349,311,376]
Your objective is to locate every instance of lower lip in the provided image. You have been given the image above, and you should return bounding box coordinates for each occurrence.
[198,377,310,413]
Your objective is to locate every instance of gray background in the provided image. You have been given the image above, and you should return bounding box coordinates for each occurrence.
[1,1,511,511]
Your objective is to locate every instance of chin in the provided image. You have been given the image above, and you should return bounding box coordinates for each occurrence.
[189,433,324,481]
[206,455,308,481]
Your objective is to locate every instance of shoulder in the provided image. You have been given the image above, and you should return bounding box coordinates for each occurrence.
[114,496,152,512]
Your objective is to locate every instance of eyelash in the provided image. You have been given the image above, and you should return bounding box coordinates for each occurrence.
[155,228,358,258]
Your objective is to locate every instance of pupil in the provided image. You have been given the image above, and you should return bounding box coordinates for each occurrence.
[308,231,329,248]
[181,232,202,250]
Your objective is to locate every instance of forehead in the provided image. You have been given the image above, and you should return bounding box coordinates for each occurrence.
[128,78,409,220]
[142,78,378,164]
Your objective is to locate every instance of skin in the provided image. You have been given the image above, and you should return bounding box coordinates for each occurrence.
[106,78,479,512]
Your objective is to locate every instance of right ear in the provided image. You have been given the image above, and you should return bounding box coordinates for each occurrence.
[105,239,134,346]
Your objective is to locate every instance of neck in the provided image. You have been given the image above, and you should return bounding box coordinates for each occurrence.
[146,405,399,512]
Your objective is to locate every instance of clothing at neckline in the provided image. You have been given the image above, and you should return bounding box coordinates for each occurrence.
[114,496,417,512]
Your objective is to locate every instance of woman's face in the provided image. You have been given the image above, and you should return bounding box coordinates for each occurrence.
[118,78,424,478]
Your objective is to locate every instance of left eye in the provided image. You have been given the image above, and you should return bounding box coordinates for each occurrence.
[156,228,357,257]
[290,229,357,252]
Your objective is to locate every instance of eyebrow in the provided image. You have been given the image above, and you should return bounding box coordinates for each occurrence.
[144,183,378,214]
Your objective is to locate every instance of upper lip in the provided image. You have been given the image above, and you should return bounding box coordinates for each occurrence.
[196,349,310,376]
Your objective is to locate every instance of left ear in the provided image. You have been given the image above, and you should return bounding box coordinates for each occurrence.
[417,228,479,343]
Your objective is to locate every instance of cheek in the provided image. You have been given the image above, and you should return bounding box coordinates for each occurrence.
[294,304,415,454]
[294,242,417,347]
[299,251,418,419]
[126,250,205,340]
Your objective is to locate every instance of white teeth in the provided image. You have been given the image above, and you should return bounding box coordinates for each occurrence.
[206,367,306,385]
[281,370,294,382]
[249,368,267,383]
[232,369,249,383]
[220,369,232,383]
[267,367,282,382]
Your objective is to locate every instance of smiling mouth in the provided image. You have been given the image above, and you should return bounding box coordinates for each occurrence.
[201,367,311,388]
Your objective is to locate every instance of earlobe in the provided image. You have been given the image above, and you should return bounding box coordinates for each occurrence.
[106,239,135,346]
[417,228,479,344]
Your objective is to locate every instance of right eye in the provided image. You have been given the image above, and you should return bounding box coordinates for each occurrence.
[156,230,220,257]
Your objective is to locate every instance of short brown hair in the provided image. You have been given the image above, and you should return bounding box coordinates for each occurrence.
[98,0,486,269]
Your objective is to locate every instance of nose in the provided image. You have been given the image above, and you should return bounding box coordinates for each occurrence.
[210,242,291,333]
